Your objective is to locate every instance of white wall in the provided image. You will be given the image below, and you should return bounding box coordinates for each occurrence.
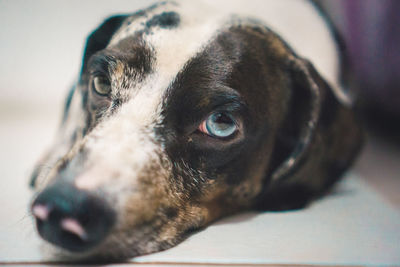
[0,0,150,114]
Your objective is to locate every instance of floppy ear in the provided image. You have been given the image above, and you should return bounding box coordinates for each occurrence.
[254,57,363,211]
[80,15,127,75]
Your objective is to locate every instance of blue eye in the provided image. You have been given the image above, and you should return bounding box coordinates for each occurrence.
[199,112,237,138]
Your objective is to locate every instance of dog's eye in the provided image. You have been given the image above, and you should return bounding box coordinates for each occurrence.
[92,76,111,96]
[199,112,237,138]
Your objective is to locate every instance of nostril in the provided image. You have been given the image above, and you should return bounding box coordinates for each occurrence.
[32,182,116,252]
[32,204,50,221]
[61,218,88,241]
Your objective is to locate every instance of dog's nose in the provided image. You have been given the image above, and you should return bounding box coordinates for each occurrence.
[31,183,115,252]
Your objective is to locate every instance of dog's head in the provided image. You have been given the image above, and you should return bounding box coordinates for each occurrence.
[30,1,362,261]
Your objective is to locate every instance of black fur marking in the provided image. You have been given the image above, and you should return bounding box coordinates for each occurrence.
[160,35,249,186]
[88,41,154,81]
[164,207,178,219]
[269,59,321,182]
[81,15,128,76]
[313,67,339,127]
[29,165,40,188]
[62,85,76,123]
[111,99,122,113]
[88,54,117,78]
[111,38,154,79]
[146,12,180,29]
[254,183,315,211]
[158,25,295,198]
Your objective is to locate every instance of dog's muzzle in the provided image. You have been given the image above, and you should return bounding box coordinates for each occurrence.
[31,181,115,252]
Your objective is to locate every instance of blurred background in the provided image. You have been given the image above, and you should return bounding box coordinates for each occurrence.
[0,0,150,115]
[0,0,399,222]
[318,0,400,207]
[319,0,400,142]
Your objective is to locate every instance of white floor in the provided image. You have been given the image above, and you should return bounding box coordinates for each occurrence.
[0,109,399,266]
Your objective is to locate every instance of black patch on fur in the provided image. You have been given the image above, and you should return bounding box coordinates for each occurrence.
[254,184,315,211]
[268,81,310,179]
[146,12,180,29]
[111,38,154,78]
[312,67,339,127]
[158,25,293,199]
[156,23,361,211]
[88,54,117,78]
[266,59,323,182]
[164,207,178,219]
[255,59,362,212]
[62,85,76,123]
[29,165,40,188]
[81,15,128,75]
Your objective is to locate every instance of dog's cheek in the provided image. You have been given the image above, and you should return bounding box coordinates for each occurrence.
[124,160,175,226]
[107,158,220,255]
[100,156,179,252]
[205,147,274,212]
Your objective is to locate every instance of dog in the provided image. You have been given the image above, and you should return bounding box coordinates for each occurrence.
[29,0,363,261]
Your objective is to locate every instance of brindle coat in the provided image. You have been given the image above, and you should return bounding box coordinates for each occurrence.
[30,0,363,261]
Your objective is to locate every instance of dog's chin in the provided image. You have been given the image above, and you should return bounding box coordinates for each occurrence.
[38,227,185,263]
[39,241,142,263]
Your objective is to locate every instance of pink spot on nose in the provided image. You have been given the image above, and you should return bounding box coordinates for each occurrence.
[32,204,49,221]
[61,218,88,241]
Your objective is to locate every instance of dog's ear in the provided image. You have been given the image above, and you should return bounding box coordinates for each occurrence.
[254,57,363,211]
[80,15,127,74]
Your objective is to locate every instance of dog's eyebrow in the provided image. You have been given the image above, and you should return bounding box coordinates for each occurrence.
[162,82,248,132]
[201,86,246,112]
[87,53,117,77]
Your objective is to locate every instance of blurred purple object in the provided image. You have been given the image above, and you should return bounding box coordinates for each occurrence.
[322,0,400,116]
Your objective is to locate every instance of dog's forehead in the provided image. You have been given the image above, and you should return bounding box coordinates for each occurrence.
[90,0,346,128]
[103,1,233,125]
[107,0,349,106]
[110,1,224,74]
